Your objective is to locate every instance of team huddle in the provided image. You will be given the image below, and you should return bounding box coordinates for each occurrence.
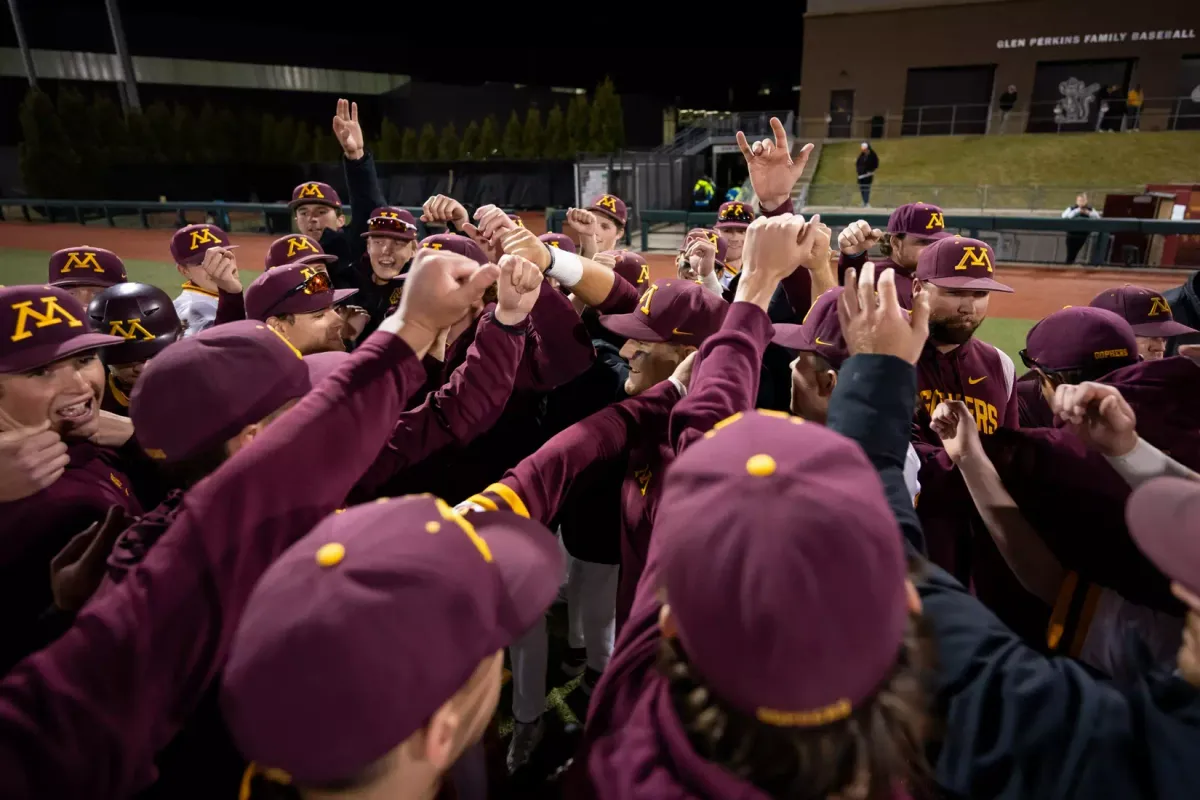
[0,101,1198,800]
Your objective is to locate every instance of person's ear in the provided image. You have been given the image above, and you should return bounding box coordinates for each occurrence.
[337,214,347,227]
[818,368,839,398]
[905,579,922,615]
[420,702,462,771]
[658,603,679,640]
[911,278,923,296]
[266,316,287,335]
[177,265,189,279]
[226,422,262,456]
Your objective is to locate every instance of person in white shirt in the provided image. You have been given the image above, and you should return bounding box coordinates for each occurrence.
[1061,192,1101,264]
[168,223,234,337]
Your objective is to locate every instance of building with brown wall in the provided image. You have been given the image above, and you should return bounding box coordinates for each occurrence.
[800,0,1200,139]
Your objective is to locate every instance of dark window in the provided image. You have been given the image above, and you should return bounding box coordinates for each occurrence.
[902,65,996,136]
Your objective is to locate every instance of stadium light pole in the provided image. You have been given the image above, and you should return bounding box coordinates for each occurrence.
[6,0,38,88]
[104,0,142,113]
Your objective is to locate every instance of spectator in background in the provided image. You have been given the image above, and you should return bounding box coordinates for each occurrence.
[1099,84,1124,132]
[1062,192,1101,264]
[997,84,1018,133]
[856,142,879,207]
[1126,84,1144,131]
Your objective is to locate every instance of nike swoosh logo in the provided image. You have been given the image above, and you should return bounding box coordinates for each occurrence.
[814,337,833,346]
[672,328,692,336]
[968,376,987,385]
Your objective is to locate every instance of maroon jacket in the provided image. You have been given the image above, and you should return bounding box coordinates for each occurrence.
[0,441,144,672]
[915,337,1018,447]
[1016,374,1055,428]
[0,331,426,799]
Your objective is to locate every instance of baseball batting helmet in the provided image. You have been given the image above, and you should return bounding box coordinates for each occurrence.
[88,282,184,365]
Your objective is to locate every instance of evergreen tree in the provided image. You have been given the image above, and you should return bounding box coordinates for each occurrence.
[542,105,566,159]
[460,120,480,160]
[417,122,438,161]
[400,127,418,160]
[193,102,219,163]
[17,89,79,197]
[292,123,313,164]
[478,115,499,158]
[313,123,341,162]
[521,108,543,159]
[379,117,403,161]
[437,122,460,160]
[212,106,238,162]
[90,93,130,163]
[56,88,101,193]
[170,103,198,163]
[145,102,176,161]
[272,116,298,164]
[566,93,590,153]
[501,110,522,158]
[125,110,157,164]
[588,78,624,153]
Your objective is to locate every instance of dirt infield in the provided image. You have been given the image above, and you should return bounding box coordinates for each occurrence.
[1,221,1190,321]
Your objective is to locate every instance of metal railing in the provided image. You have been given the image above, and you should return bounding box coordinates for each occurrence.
[804,184,1142,213]
[658,110,796,154]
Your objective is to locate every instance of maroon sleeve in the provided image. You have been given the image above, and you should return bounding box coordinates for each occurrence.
[1003,372,1020,430]
[837,250,868,287]
[668,302,773,454]
[759,199,815,316]
[465,381,681,525]
[351,314,528,501]
[519,279,596,392]
[213,289,245,327]
[762,198,794,217]
[593,272,640,315]
[0,330,427,800]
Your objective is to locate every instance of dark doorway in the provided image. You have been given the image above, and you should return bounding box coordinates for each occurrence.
[902,65,996,136]
[828,90,854,138]
[1171,56,1200,131]
[1027,58,1134,132]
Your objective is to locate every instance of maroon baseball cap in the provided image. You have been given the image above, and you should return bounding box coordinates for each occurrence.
[599,279,727,345]
[362,207,418,241]
[887,202,951,241]
[48,246,128,289]
[245,263,358,322]
[419,233,488,265]
[1088,285,1197,338]
[656,411,907,727]
[130,320,310,463]
[265,234,335,270]
[606,250,651,289]
[773,287,849,368]
[220,495,563,784]
[1127,477,1200,596]
[289,181,342,210]
[507,213,526,228]
[304,350,350,386]
[170,224,233,267]
[587,194,628,226]
[1023,306,1138,374]
[915,235,1012,292]
[715,201,755,230]
[681,228,728,266]
[539,233,576,254]
[0,286,124,374]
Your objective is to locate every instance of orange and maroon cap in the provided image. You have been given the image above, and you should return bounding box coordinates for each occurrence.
[656,411,907,728]
[915,235,1012,293]
[587,194,627,226]
[170,224,233,267]
[1088,285,1197,338]
[1127,476,1200,596]
[0,285,124,374]
[289,181,342,211]
[245,263,358,321]
[220,495,563,785]
[362,207,418,241]
[599,279,727,346]
[265,234,335,270]
[715,201,755,230]
[773,287,849,369]
[48,246,128,289]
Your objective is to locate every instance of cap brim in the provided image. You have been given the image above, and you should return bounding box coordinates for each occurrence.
[587,207,626,227]
[1131,320,1197,337]
[51,277,119,289]
[1126,476,1200,595]
[772,323,811,350]
[598,312,667,343]
[294,253,339,265]
[288,198,341,211]
[0,333,126,374]
[331,288,359,306]
[360,231,417,241]
[926,276,1014,293]
[714,221,750,230]
[909,230,952,242]
[472,512,565,640]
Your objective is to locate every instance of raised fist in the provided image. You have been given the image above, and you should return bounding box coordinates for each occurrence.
[421,194,469,228]
[494,254,543,325]
[838,220,885,257]
[397,247,500,335]
[498,226,552,272]
[201,246,241,294]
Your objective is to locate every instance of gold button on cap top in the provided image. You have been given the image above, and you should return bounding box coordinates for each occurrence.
[745,454,777,477]
[315,542,346,568]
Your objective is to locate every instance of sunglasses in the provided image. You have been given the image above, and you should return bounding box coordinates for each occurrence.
[283,270,332,301]
[1018,349,1044,372]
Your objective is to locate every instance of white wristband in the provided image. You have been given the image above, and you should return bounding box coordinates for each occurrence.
[546,247,584,288]
[699,270,723,297]
[1106,438,1199,489]
[667,376,687,397]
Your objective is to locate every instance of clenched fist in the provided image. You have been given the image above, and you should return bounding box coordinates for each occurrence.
[0,421,69,502]
[838,220,885,257]
[201,246,241,294]
[396,247,500,336]
[421,194,469,228]
[567,208,599,257]
[494,254,543,325]
[498,227,552,272]
[678,238,717,281]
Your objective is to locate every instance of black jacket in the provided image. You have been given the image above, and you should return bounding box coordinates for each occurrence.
[998,91,1018,112]
[1164,271,1200,355]
[856,148,880,179]
[826,352,1200,800]
[318,151,387,291]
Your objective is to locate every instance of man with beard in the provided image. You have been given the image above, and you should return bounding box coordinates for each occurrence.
[245,263,359,355]
[1089,284,1196,361]
[911,236,1017,444]
[836,201,952,309]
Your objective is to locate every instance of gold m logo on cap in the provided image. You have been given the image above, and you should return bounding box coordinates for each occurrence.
[108,319,156,341]
[10,296,84,342]
[1148,296,1171,316]
[707,231,718,244]
[597,195,618,213]
[298,183,325,199]
[953,246,993,273]
[926,212,945,230]
[188,228,222,251]
[286,237,317,257]
[637,264,651,285]
[423,242,443,250]
[379,211,400,219]
[639,283,660,315]
[60,251,104,274]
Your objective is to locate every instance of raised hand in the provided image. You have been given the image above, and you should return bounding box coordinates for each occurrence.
[680,238,717,281]
[337,304,371,341]
[671,350,698,391]
[735,116,814,212]
[740,213,808,283]
[50,505,129,612]
[201,246,241,294]
[592,252,617,271]
[494,254,543,325]
[332,98,365,160]
[0,420,69,502]
[395,247,500,337]
[796,214,833,272]
[567,208,599,257]
[837,261,930,365]
[1050,381,1138,458]
[838,220,885,257]
[421,194,469,228]
[931,399,983,464]
[498,226,552,271]
[89,410,135,448]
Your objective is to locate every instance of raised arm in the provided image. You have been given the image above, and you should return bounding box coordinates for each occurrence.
[520,278,596,391]
[334,99,387,261]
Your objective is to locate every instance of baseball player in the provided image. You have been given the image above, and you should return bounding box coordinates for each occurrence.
[910,236,1017,442]
[0,285,131,671]
[713,199,755,287]
[86,283,184,417]
[169,222,241,336]
[676,227,728,296]
[348,206,420,340]
[836,201,953,308]
[244,262,359,355]
[1089,284,1198,360]
[565,193,628,257]
[1015,306,1139,428]
[46,246,128,306]
[263,233,336,271]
